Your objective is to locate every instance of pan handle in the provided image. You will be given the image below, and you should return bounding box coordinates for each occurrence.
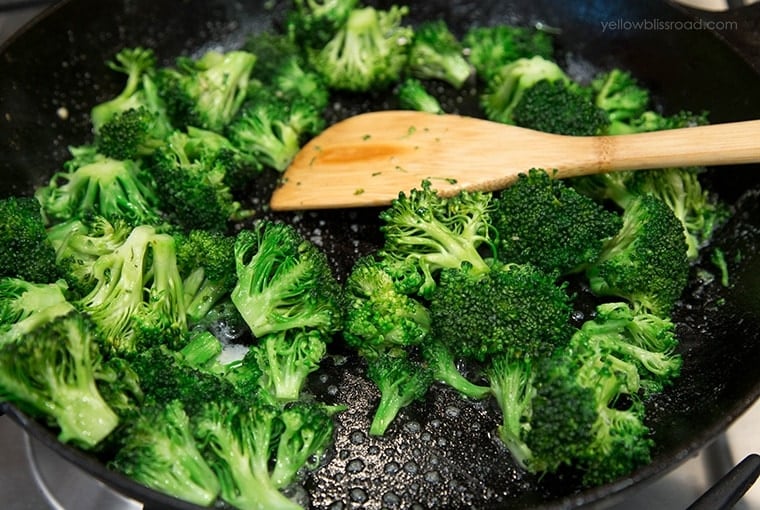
[686,453,760,510]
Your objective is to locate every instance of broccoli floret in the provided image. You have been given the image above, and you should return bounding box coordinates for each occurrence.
[35,152,162,227]
[90,47,160,133]
[270,401,338,488]
[406,20,473,89]
[378,180,496,298]
[94,355,143,420]
[46,216,132,298]
[174,229,237,325]
[244,31,331,111]
[307,5,413,92]
[156,49,256,132]
[231,220,343,338]
[366,354,433,436]
[0,278,75,346]
[591,69,650,128]
[586,194,689,316]
[148,130,248,232]
[580,302,682,393]
[193,399,303,510]
[252,328,328,402]
[0,311,119,449]
[420,341,490,400]
[77,225,187,355]
[226,93,323,172]
[110,400,220,506]
[612,109,709,135]
[286,0,359,49]
[97,106,174,161]
[492,169,622,275]
[0,196,60,283]
[511,79,610,136]
[480,56,569,125]
[342,255,431,359]
[462,25,554,82]
[617,167,727,261]
[396,77,444,114]
[430,263,574,363]
[484,354,536,467]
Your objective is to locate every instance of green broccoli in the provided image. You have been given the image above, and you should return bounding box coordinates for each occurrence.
[147,130,249,232]
[35,151,162,226]
[77,225,187,355]
[193,399,302,510]
[90,47,161,133]
[46,216,132,298]
[285,0,359,49]
[480,55,569,125]
[226,93,323,172]
[174,229,237,325]
[591,69,650,130]
[378,180,496,298]
[251,328,328,402]
[420,340,490,400]
[110,400,221,506]
[270,401,338,488]
[0,311,119,449]
[366,353,433,436]
[492,168,622,276]
[156,49,256,132]
[96,106,173,162]
[406,20,473,88]
[0,278,74,346]
[231,220,343,338]
[342,255,431,359]
[396,77,444,114]
[586,194,690,316]
[511,79,610,136]
[0,196,60,283]
[307,5,413,92]
[462,24,554,82]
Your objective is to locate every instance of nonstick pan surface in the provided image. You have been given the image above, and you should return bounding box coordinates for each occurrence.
[2,1,760,508]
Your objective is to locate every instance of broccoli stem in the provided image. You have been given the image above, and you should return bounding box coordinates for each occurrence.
[370,391,407,436]
[52,387,120,449]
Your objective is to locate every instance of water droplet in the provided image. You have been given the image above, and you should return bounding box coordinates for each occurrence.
[349,430,366,445]
[384,461,400,475]
[382,491,401,507]
[403,421,421,433]
[445,406,460,418]
[319,373,329,383]
[327,384,339,396]
[349,488,368,503]
[403,460,419,474]
[424,470,441,483]
[346,458,366,474]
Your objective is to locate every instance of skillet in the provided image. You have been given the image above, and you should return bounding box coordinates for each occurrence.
[2,0,760,508]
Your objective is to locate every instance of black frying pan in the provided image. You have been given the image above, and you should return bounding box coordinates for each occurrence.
[2,1,760,508]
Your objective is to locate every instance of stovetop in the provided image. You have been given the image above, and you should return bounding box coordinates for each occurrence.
[1,1,758,509]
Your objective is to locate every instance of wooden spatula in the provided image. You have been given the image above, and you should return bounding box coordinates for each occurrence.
[268,110,760,211]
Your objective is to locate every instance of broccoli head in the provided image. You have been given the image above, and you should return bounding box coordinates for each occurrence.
[0,311,119,449]
[0,196,60,283]
[231,220,343,338]
[0,278,74,346]
[307,5,413,92]
[511,79,610,136]
[252,328,329,402]
[430,262,575,363]
[342,255,431,359]
[406,20,473,89]
[492,168,622,276]
[366,353,433,436]
[35,151,162,227]
[591,69,650,126]
[285,0,359,49]
[462,24,554,83]
[156,49,256,132]
[110,400,221,506]
[96,105,173,161]
[378,180,496,297]
[480,55,569,125]
[586,194,690,316]
[147,130,248,232]
[396,77,444,114]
